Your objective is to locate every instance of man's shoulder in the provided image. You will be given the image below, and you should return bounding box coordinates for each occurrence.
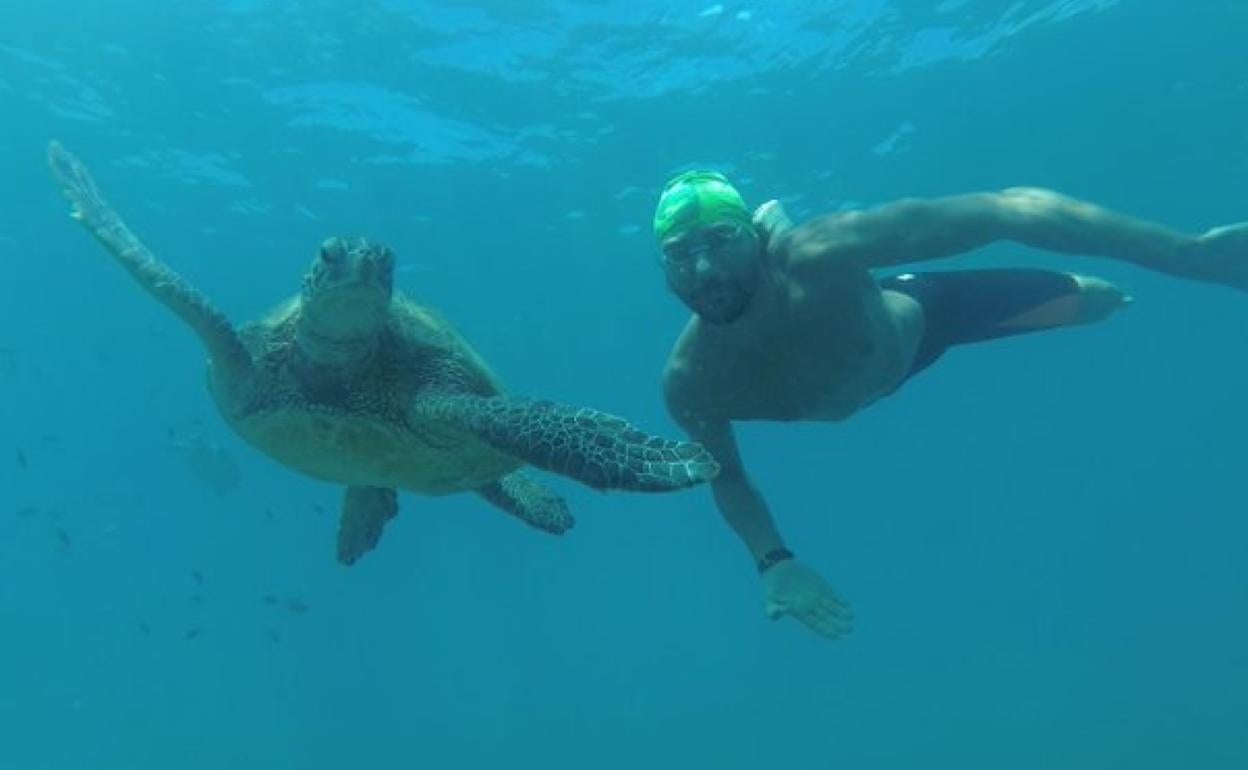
[661,353,722,430]
[776,209,876,286]
[661,326,698,385]
[660,324,710,407]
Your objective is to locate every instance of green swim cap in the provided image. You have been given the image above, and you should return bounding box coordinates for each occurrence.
[653,170,752,242]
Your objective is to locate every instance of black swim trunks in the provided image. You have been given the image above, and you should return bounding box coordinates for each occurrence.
[880,268,1081,380]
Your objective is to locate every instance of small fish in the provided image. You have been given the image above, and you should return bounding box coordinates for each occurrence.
[138,622,151,635]
[183,627,202,641]
[16,449,27,469]
[312,504,327,517]
[55,528,71,547]
[265,628,282,644]
[264,508,275,521]
[191,570,204,585]
[14,506,39,519]
[285,598,309,614]
[189,594,203,605]
[171,434,240,496]
[262,594,279,605]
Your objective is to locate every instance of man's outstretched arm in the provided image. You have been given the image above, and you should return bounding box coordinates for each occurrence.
[665,391,852,639]
[793,187,1248,290]
[673,415,787,566]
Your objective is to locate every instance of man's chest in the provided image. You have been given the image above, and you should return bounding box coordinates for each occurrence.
[685,292,892,422]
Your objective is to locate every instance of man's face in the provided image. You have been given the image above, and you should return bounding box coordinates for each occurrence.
[660,220,762,324]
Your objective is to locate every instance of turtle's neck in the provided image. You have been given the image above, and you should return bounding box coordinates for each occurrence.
[294,320,380,368]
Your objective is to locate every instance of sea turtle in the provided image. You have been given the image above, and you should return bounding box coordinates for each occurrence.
[48,141,718,565]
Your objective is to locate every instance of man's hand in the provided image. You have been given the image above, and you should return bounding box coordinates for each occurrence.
[761,559,853,639]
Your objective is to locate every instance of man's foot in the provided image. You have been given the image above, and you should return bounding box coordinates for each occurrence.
[1071,274,1133,323]
[1193,223,1248,292]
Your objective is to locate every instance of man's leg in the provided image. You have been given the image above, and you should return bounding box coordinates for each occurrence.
[881,268,1132,379]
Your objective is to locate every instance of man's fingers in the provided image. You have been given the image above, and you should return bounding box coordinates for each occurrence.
[807,611,852,639]
[766,595,853,638]
[802,601,854,638]
[821,597,854,622]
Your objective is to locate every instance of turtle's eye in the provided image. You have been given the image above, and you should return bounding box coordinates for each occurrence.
[319,238,345,264]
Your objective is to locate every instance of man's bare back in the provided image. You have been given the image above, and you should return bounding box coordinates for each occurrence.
[649,171,1248,640]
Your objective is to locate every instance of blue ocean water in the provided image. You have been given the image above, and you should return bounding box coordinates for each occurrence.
[1,1,1245,767]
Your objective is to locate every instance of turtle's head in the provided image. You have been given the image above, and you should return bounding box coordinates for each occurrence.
[297,236,395,362]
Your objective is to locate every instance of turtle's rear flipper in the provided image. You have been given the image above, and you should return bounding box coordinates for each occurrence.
[420,395,719,492]
[337,486,398,566]
[477,472,574,534]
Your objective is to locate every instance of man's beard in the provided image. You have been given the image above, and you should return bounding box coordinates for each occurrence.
[687,279,754,324]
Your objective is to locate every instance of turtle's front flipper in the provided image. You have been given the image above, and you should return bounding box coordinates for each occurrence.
[417,394,719,492]
[46,142,252,382]
[477,472,574,535]
[337,486,398,566]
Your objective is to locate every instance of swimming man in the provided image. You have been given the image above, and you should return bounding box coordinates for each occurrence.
[654,170,1247,639]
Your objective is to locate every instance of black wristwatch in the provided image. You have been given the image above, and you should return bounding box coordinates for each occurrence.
[757,547,795,574]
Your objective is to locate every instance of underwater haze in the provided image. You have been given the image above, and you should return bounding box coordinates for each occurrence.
[1,0,1246,768]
